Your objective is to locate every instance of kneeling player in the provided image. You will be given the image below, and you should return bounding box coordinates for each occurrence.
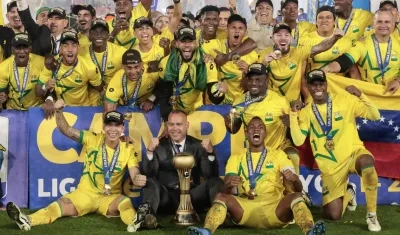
[7,100,154,232]
[290,69,381,231]
[188,117,326,235]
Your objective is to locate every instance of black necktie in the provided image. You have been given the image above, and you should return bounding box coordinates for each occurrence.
[175,144,181,153]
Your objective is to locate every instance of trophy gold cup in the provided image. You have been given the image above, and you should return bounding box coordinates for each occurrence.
[172,152,200,225]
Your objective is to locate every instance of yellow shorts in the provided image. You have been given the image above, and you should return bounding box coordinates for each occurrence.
[234,195,287,229]
[321,148,373,206]
[63,189,121,216]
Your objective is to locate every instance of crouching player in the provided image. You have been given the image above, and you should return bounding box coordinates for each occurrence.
[6,99,155,232]
[188,117,326,235]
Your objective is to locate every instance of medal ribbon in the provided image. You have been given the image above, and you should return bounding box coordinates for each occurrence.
[89,45,108,81]
[336,9,354,34]
[312,96,333,140]
[174,57,191,97]
[291,25,299,47]
[122,73,143,111]
[372,35,392,84]
[13,60,30,104]
[235,91,268,128]
[246,148,267,190]
[102,142,120,187]
[54,58,78,81]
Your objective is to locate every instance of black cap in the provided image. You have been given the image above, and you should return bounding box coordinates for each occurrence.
[228,14,247,27]
[256,0,273,8]
[104,111,124,125]
[91,18,109,32]
[246,63,268,76]
[273,23,292,34]
[380,0,398,9]
[281,0,298,9]
[60,30,79,44]
[12,33,32,47]
[306,69,327,83]
[316,6,336,20]
[48,7,67,19]
[176,27,196,41]
[122,49,142,65]
[6,0,17,12]
[72,4,96,17]
[133,17,153,29]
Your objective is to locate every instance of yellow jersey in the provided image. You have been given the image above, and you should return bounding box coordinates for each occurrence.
[0,54,44,110]
[300,31,353,74]
[77,131,139,195]
[336,8,374,43]
[292,21,316,47]
[258,46,311,101]
[294,93,379,175]
[345,35,400,84]
[233,90,290,150]
[159,53,218,114]
[0,46,3,63]
[106,2,149,49]
[105,69,156,105]
[38,56,102,106]
[202,39,259,104]
[78,33,91,48]
[225,148,294,199]
[195,28,227,46]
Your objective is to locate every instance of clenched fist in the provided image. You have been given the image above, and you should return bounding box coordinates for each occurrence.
[147,137,159,152]
[202,139,214,153]
[133,174,147,187]
[54,99,66,110]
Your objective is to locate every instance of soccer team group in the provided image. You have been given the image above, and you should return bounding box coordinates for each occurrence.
[1,0,399,234]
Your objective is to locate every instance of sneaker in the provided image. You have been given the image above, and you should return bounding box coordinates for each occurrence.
[288,219,295,224]
[307,220,327,235]
[302,190,313,207]
[366,214,381,232]
[144,213,158,229]
[187,226,212,235]
[6,202,31,231]
[346,183,357,211]
[127,213,144,233]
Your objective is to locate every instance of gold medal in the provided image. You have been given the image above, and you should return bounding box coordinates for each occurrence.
[381,76,386,85]
[169,95,178,105]
[325,139,335,151]
[248,189,256,200]
[103,184,111,195]
[124,112,132,122]
[232,54,241,63]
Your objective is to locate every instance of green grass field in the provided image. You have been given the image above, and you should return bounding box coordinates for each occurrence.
[0,206,399,234]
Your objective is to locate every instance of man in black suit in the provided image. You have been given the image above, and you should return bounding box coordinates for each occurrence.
[141,109,223,215]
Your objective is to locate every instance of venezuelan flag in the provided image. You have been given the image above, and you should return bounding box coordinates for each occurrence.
[299,74,400,179]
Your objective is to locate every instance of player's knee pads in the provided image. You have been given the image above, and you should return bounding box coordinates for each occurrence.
[290,196,305,210]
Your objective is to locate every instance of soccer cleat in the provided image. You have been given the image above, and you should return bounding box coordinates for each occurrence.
[302,190,313,207]
[187,226,212,235]
[346,182,357,211]
[288,219,295,224]
[144,213,158,229]
[127,213,144,233]
[6,202,31,231]
[366,214,381,232]
[307,220,327,235]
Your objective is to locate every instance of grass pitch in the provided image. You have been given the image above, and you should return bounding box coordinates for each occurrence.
[0,206,399,234]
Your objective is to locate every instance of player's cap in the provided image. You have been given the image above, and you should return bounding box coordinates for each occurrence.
[72,4,96,17]
[48,7,67,19]
[316,6,336,19]
[12,33,32,47]
[122,49,142,65]
[306,69,327,83]
[6,0,17,12]
[255,0,273,8]
[104,111,124,125]
[281,0,298,9]
[60,30,79,44]
[36,7,50,19]
[133,17,153,29]
[246,63,268,77]
[176,26,196,41]
[228,14,247,27]
[380,0,398,9]
[91,18,109,32]
[273,23,292,34]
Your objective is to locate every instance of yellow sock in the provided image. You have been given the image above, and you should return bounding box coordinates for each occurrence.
[291,197,314,234]
[204,200,227,233]
[28,201,62,226]
[342,190,352,216]
[362,166,378,213]
[118,197,136,225]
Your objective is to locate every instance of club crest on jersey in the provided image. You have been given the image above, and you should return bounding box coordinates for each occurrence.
[332,46,340,55]
[107,62,115,70]
[334,112,343,121]
[352,25,359,33]
[75,76,82,83]
[288,61,296,70]
[265,113,273,122]
[265,161,274,169]
[391,53,398,62]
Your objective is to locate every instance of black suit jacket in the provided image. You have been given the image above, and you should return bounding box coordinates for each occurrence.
[142,135,219,189]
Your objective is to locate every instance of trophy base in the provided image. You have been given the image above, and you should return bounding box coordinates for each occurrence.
[173,210,200,226]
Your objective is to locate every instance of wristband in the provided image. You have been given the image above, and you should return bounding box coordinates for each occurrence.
[148,94,156,102]
[45,96,54,102]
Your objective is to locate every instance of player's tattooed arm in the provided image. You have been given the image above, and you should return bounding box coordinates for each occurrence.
[55,110,81,142]
[310,28,344,57]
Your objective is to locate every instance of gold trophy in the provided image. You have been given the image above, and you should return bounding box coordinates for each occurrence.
[172,152,200,225]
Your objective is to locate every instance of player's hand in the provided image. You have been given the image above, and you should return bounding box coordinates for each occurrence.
[133,174,147,187]
[203,53,214,64]
[44,55,57,71]
[53,99,66,110]
[290,100,304,111]
[0,92,8,103]
[140,99,154,113]
[202,139,214,153]
[282,169,298,182]
[224,175,241,188]
[45,78,56,90]
[214,49,229,67]
[383,79,400,95]
[345,85,361,97]
[333,28,344,39]
[147,60,160,73]
[236,60,249,73]
[147,137,159,152]
[111,19,129,37]
[42,99,56,119]
[263,52,279,65]
[159,37,170,49]
[218,81,228,94]
[279,109,290,127]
